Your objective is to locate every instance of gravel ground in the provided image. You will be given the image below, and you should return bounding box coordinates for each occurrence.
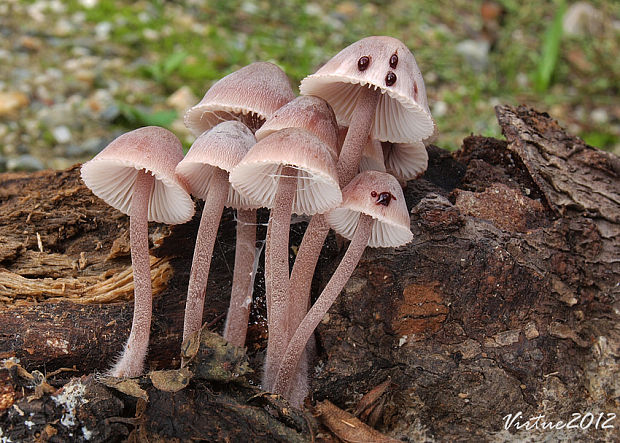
[0,0,618,172]
[0,0,195,171]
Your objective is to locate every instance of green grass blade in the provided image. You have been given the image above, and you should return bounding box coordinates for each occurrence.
[534,0,567,92]
[118,104,178,128]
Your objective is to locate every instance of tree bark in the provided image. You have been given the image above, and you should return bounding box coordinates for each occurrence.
[0,105,617,442]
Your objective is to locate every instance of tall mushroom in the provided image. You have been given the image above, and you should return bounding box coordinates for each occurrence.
[81,126,194,377]
[273,170,412,402]
[229,127,341,391]
[175,121,258,346]
[288,36,435,368]
[300,35,434,185]
[252,95,339,398]
[182,62,295,346]
[254,95,338,316]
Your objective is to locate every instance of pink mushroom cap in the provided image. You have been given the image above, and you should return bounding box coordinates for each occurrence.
[184,62,295,136]
[175,121,260,209]
[326,170,412,247]
[229,127,342,215]
[300,36,435,144]
[81,126,194,224]
[255,95,339,160]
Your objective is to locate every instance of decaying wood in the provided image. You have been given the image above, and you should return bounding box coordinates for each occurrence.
[0,167,243,371]
[0,105,618,442]
[0,329,313,442]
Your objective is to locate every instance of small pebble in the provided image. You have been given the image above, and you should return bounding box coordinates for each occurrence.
[52,126,72,144]
[563,2,604,36]
[455,40,490,71]
[432,101,448,118]
[0,91,29,116]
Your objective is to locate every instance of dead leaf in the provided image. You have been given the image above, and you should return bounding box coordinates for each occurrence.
[353,378,393,419]
[316,400,400,443]
[98,376,148,401]
[149,367,192,392]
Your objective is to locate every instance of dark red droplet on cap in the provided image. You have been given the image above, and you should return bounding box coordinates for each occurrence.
[370,191,378,198]
[385,72,396,86]
[358,56,370,71]
[376,192,396,206]
[389,53,398,69]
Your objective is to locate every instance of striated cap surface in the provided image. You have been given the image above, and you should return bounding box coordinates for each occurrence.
[230,127,341,215]
[81,126,194,224]
[184,62,295,135]
[176,121,260,209]
[255,95,339,159]
[382,140,428,181]
[300,36,435,143]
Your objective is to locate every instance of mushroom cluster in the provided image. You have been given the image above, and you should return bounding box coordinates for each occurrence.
[80,36,434,407]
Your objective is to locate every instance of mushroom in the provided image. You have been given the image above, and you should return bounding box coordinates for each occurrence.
[273,170,412,402]
[360,137,387,173]
[251,95,339,399]
[181,62,294,347]
[254,95,339,316]
[300,35,435,185]
[80,126,194,377]
[184,62,295,134]
[175,121,258,346]
[289,36,435,341]
[255,95,339,158]
[229,127,341,391]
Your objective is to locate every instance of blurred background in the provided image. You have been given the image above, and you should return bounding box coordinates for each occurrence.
[0,0,618,172]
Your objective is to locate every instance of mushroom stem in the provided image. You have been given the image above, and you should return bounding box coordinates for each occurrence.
[263,165,297,390]
[109,169,154,377]
[223,209,258,347]
[337,86,381,187]
[288,86,381,327]
[284,87,381,382]
[286,214,329,337]
[273,213,374,401]
[182,167,229,344]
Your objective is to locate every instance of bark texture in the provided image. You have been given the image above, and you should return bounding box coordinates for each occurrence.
[0,105,618,442]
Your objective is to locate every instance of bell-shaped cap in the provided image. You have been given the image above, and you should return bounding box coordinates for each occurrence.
[300,36,435,143]
[81,126,194,224]
[184,62,295,136]
[255,95,339,159]
[229,127,341,215]
[326,170,412,248]
[175,121,260,209]
[382,140,428,181]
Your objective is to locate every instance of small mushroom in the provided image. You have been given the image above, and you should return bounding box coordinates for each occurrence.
[175,121,258,347]
[81,126,194,377]
[229,127,341,391]
[381,140,428,182]
[255,95,339,159]
[273,170,411,403]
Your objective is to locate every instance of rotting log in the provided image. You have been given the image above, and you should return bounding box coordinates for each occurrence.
[0,105,618,442]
